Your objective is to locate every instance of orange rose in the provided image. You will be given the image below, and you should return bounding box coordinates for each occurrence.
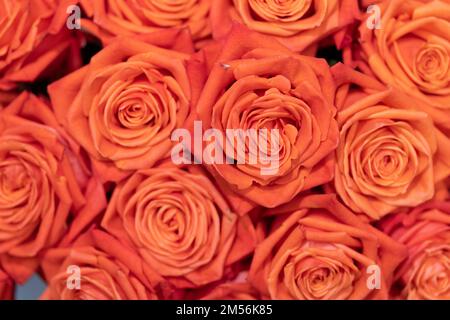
[48,30,203,182]
[249,194,407,300]
[74,0,211,45]
[192,26,338,211]
[381,201,450,300]
[332,64,450,220]
[41,229,166,300]
[211,0,360,52]
[355,0,450,133]
[0,92,106,283]
[0,0,82,91]
[101,164,256,289]
[0,267,13,300]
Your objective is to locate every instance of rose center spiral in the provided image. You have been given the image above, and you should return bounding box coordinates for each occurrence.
[415,44,449,83]
[249,0,313,22]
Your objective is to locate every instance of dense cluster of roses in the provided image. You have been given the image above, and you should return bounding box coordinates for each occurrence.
[0,0,448,300]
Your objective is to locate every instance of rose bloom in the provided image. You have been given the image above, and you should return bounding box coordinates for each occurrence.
[0,267,13,300]
[249,194,407,300]
[73,0,211,45]
[211,0,360,52]
[0,0,82,91]
[331,63,450,220]
[49,30,202,182]
[355,0,450,133]
[41,229,166,300]
[192,26,338,211]
[381,201,450,300]
[101,163,256,289]
[0,92,106,283]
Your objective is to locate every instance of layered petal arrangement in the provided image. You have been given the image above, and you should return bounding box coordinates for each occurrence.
[75,0,212,45]
[249,194,406,299]
[0,92,105,284]
[332,64,450,220]
[211,0,360,52]
[101,164,256,288]
[381,201,450,299]
[48,29,202,181]
[0,0,83,91]
[41,229,165,300]
[353,0,450,133]
[0,0,448,301]
[193,27,339,210]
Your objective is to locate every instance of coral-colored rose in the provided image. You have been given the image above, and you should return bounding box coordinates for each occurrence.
[381,201,450,300]
[211,0,360,52]
[192,26,338,211]
[72,0,211,46]
[0,92,106,283]
[101,164,256,288]
[249,194,407,300]
[49,30,203,182]
[355,0,450,133]
[0,0,82,91]
[41,229,165,300]
[331,64,450,220]
[0,267,13,300]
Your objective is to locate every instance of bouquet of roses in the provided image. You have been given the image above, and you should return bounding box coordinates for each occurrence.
[0,0,448,300]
